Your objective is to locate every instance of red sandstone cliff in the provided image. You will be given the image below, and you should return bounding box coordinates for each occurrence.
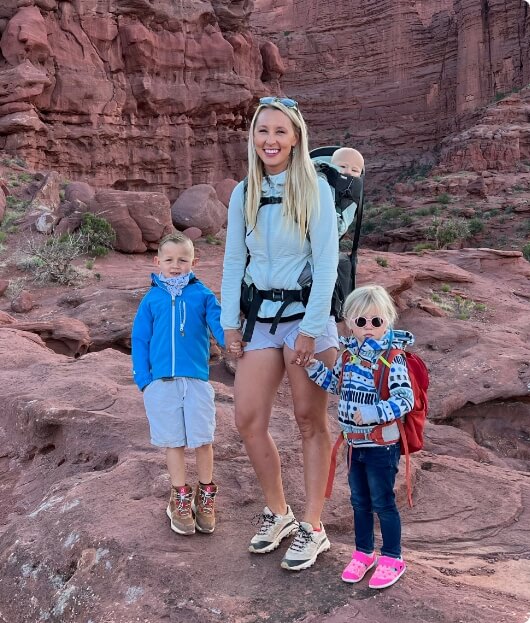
[251,0,530,183]
[0,0,282,201]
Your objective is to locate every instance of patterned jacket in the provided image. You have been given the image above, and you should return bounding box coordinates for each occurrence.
[305,329,415,447]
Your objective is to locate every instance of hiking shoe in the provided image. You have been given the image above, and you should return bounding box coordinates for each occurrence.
[166,485,195,535]
[280,521,331,571]
[192,482,218,534]
[249,505,298,554]
[342,550,377,583]
[368,555,406,589]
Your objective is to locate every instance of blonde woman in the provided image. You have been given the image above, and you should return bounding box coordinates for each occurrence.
[221,97,339,571]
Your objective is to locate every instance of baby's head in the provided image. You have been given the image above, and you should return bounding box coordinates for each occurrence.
[331,147,364,177]
[342,285,397,342]
[155,232,195,278]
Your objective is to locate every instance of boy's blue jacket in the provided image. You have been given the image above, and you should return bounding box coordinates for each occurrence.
[131,273,225,391]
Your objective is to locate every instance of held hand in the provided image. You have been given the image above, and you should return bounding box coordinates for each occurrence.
[225,329,245,359]
[352,409,363,425]
[292,333,316,366]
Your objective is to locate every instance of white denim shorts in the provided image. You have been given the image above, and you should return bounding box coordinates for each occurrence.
[244,316,339,353]
[142,377,216,448]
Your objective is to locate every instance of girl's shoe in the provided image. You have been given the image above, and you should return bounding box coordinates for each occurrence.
[341,550,377,583]
[368,555,406,589]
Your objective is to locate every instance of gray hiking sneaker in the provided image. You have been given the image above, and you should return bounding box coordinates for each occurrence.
[249,505,298,554]
[280,521,331,571]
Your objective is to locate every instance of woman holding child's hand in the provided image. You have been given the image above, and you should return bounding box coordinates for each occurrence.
[221,96,339,572]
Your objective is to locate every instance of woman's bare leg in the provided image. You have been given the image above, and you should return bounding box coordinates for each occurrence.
[234,348,287,514]
[284,346,337,528]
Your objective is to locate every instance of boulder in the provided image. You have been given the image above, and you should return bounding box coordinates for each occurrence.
[171,184,226,236]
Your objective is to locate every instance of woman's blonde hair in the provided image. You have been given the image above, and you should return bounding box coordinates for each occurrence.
[343,285,398,327]
[246,100,318,241]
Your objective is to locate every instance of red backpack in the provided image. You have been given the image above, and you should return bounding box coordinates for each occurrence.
[326,349,429,507]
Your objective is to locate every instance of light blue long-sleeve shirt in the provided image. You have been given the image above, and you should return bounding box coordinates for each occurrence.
[221,171,339,337]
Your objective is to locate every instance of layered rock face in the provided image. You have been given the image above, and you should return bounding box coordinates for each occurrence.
[0,0,279,201]
[251,0,530,183]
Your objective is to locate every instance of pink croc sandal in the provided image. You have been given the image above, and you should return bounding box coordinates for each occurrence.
[368,555,406,589]
[341,550,377,583]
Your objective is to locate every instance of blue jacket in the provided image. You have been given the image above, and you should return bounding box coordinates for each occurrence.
[221,171,338,337]
[131,273,225,391]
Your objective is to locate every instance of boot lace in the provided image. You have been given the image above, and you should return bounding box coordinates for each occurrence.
[254,510,277,536]
[198,488,216,514]
[172,490,192,516]
[289,525,314,552]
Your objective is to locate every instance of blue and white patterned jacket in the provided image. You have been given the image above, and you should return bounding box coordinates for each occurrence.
[306,329,415,447]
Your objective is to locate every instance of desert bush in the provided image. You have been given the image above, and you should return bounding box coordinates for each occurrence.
[79,212,116,257]
[412,242,435,253]
[435,193,451,205]
[468,218,484,236]
[22,234,84,284]
[523,243,530,262]
[427,217,470,249]
[375,256,388,268]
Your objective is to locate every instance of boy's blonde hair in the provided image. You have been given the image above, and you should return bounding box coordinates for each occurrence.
[246,99,318,242]
[343,284,397,327]
[158,231,194,252]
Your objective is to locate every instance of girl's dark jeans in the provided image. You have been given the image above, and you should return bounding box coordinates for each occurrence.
[347,443,401,558]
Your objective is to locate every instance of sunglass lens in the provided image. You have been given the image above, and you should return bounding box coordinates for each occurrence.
[372,317,383,327]
[354,317,367,327]
[259,96,298,109]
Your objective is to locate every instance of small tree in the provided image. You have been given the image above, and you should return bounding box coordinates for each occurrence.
[427,217,470,249]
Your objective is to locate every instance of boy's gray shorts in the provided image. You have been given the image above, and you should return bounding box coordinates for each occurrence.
[142,377,215,448]
[243,316,339,353]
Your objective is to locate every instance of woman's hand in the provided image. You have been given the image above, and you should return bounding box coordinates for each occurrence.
[292,333,316,366]
[225,329,245,359]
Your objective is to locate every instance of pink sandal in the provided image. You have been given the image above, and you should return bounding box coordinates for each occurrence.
[368,555,406,589]
[341,550,377,583]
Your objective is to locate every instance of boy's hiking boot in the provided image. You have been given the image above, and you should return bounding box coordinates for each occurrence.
[249,505,298,554]
[192,482,218,534]
[166,485,195,535]
[280,521,331,571]
[368,555,406,589]
[341,550,377,583]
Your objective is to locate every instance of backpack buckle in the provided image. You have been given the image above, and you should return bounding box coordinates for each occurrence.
[270,289,284,302]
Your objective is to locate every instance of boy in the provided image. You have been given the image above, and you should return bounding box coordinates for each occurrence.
[131,232,225,535]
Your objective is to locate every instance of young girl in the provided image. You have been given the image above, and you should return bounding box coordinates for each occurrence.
[305,284,414,588]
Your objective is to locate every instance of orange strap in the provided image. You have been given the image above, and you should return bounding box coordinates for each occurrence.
[326,422,413,507]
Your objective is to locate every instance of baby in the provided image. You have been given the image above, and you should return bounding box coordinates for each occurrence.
[331,147,364,178]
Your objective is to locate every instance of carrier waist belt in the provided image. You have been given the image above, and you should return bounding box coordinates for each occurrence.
[242,285,307,343]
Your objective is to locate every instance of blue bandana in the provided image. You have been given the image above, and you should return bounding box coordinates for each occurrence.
[158,272,190,297]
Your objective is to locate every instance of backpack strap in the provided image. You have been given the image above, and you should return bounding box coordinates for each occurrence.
[373,346,414,508]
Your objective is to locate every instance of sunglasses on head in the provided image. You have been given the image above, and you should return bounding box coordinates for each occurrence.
[353,316,385,328]
[259,96,299,110]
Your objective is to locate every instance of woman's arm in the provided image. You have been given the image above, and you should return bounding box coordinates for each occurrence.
[298,177,338,337]
[220,183,248,331]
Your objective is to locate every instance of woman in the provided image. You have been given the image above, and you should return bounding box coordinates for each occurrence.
[221,97,339,571]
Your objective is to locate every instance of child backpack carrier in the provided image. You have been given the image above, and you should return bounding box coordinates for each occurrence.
[326,347,429,507]
[310,146,365,321]
[240,146,366,341]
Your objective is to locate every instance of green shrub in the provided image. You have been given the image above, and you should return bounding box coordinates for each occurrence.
[523,243,530,261]
[0,231,6,244]
[22,234,84,284]
[441,283,451,293]
[375,256,388,268]
[79,213,116,257]
[205,234,222,245]
[427,217,470,249]
[436,193,451,205]
[412,242,435,253]
[468,218,485,235]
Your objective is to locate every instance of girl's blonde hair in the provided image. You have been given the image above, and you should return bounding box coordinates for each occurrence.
[246,100,318,241]
[343,285,398,327]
